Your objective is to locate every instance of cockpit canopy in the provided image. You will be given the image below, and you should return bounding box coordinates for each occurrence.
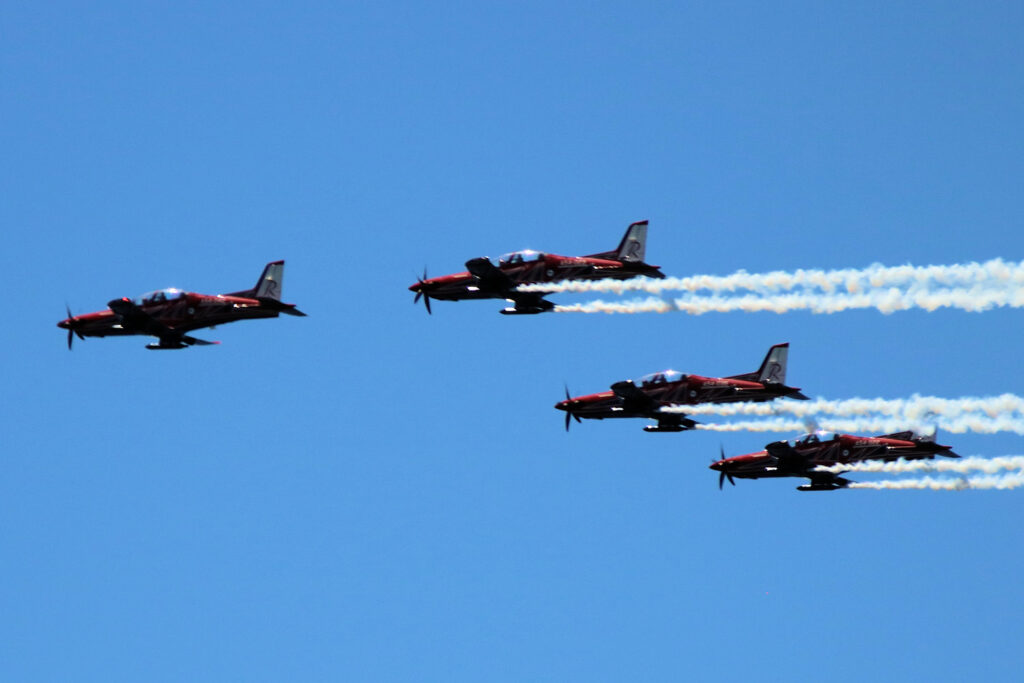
[793,431,840,446]
[135,288,185,306]
[498,250,544,266]
[636,370,684,387]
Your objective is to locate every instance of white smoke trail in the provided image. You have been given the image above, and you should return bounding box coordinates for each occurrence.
[554,298,672,314]
[523,258,1024,296]
[815,456,1024,475]
[847,473,1024,490]
[554,286,1024,315]
[692,419,808,432]
[692,415,1024,434]
[662,394,1024,419]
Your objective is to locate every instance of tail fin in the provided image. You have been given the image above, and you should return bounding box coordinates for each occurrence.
[225,261,305,315]
[227,261,286,300]
[588,221,649,262]
[253,261,285,300]
[615,220,648,263]
[755,343,789,384]
[912,429,959,457]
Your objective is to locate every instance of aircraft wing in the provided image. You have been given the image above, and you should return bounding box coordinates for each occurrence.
[501,292,555,315]
[107,298,216,348]
[610,381,697,430]
[463,258,557,314]
[610,378,667,417]
[765,440,812,472]
[108,298,177,337]
[610,380,656,410]
[797,473,851,491]
[465,257,516,294]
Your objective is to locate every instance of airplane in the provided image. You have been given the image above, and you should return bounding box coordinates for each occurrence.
[555,343,809,432]
[408,220,664,315]
[58,261,306,350]
[710,430,960,491]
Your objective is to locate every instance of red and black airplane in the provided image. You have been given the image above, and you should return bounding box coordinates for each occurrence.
[710,430,960,491]
[409,220,664,315]
[58,261,306,350]
[555,343,809,432]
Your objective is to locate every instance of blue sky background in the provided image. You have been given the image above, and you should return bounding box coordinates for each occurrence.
[3,2,1023,680]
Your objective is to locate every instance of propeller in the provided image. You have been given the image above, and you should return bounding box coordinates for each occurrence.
[413,267,432,314]
[563,384,581,432]
[64,303,85,350]
[717,445,735,490]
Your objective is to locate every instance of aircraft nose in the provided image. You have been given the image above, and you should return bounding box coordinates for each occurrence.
[709,461,724,471]
[57,319,70,329]
[554,400,569,411]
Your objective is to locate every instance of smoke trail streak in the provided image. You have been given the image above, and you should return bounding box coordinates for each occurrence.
[815,456,1024,475]
[831,456,1024,474]
[692,415,1024,434]
[662,394,1024,419]
[847,473,1024,490]
[554,286,1024,315]
[522,258,1024,296]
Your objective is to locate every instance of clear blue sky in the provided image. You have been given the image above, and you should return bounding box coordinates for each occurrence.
[3,2,1023,680]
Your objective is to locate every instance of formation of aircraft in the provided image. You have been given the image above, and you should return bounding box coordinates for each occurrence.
[408,220,663,315]
[56,227,966,495]
[710,430,960,491]
[555,343,808,432]
[58,261,305,350]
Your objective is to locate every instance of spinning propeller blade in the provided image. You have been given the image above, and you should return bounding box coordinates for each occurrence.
[413,268,432,314]
[64,303,84,350]
[561,385,580,431]
[717,445,735,490]
[564,385,572,431]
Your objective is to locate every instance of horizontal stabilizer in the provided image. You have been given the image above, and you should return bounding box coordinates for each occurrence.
[257,297,307,316]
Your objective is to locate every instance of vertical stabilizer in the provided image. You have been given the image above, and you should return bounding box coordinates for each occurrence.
[615,220,648,263]
[756,343,789,384]
[254,261,285,301]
